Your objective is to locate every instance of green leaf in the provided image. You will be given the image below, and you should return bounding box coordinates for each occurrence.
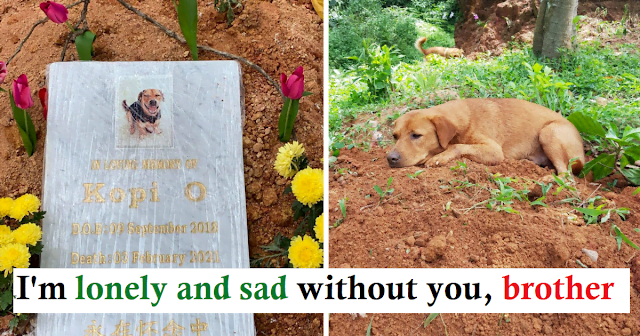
[0,289,12,310]
[9,316,19,330]
[613,226,640,250]
[9,91,36,156]
[75,30,96,61]
[338,198,347,218]
[623,146,640,162]
[622,128,640,141]
[373,185,384,197]
[17,126,34,156]
[424,313,439,327]
[621,168,640,186]
[302,91,313,97]
[332,142,345,150]
[177,0,199,60]
[278,98,300,142]
[29,241,44,255]
[581,154,615,180]
[366,316,374,336]
[567,112,606,138]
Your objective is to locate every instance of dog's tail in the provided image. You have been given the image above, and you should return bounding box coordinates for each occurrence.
[415,37,429,56]
[122,100,129,112]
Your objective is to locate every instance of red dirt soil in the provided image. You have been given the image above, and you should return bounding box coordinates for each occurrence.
[0,0,323,334]
[454,0,640,57]
[329,146,640,335]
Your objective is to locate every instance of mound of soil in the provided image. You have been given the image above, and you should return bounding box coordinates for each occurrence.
[330,311,640,336]
[454,0,639,56]
[0,0,322,334]
[329,146,640,335]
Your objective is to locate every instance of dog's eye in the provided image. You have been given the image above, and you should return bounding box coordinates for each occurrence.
[411,133,422,140]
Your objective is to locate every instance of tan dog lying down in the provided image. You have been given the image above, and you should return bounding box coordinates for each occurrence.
[415,37,464,58]
[387,98,585,175]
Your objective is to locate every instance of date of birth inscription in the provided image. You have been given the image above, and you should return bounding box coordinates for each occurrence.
[71,221,218,237]
[71,250,221,267]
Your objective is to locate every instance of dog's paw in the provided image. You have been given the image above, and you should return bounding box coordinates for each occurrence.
[426,153,452,167]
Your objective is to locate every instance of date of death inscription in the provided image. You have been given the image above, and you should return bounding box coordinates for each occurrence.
[71,250,221,267]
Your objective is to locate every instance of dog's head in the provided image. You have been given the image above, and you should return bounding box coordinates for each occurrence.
[387,110,457,168]
[137,89,164,117]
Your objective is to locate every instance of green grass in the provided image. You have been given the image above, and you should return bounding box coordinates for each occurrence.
[330,41,640,151]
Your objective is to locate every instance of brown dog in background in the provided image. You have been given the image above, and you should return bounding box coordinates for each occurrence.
[415,37,464,59]
[387,98,585,175]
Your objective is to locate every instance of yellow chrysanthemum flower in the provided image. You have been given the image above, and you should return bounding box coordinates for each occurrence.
[288,235,323,268]
[12,223,42,246]
[0,198,13,218]
[0,225,14,246]
[274,141,305,178]
[9,194,40,221]
[0,243,30,277]
[314,214,324,243]
[291,168,323,206]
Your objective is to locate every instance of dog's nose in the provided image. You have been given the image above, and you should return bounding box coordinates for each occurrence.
[149,100,157,106]
[387,151,401,167]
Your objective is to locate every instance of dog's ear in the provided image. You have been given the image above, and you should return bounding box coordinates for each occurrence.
[138,91,144,101]
[431,115,456,148]
[159,90,165,101]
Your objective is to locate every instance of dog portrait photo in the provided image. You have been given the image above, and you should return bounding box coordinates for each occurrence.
[115,75,174,148]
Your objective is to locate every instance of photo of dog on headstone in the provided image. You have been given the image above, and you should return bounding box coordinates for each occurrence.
[115,75,173,148]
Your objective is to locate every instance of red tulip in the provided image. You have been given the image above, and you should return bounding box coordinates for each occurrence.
[0,62,6,84]
[12,74,34,109]
[39,1,68,24]
[280,66,304,100]
[39,88,48,120]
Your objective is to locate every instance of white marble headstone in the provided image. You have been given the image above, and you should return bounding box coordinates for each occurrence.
[38,61,254,336]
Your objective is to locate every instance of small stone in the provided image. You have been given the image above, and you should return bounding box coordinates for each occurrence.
[415,237,428,247]
[505,243,518,254]
[252,143,263,152]
[405,236,415,247]
[246,181,260,195]
[581,248,598,262]
[375,207,385,216]
[420,235,446,262]
[183,50,190,58]
[621,328,631,336]
[262,188,277,207]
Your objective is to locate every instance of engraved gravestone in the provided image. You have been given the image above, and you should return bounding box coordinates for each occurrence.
[38,61,254,336]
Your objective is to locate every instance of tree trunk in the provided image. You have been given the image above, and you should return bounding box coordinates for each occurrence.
[532,0,578,58]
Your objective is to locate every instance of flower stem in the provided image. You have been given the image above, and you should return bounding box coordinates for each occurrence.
[65,21,75,31]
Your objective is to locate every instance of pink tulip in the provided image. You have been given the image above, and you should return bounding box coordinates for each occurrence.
[39,1,68,24]
[280,66,304,100]
[0,62,6,84]
[12,74,34,109]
